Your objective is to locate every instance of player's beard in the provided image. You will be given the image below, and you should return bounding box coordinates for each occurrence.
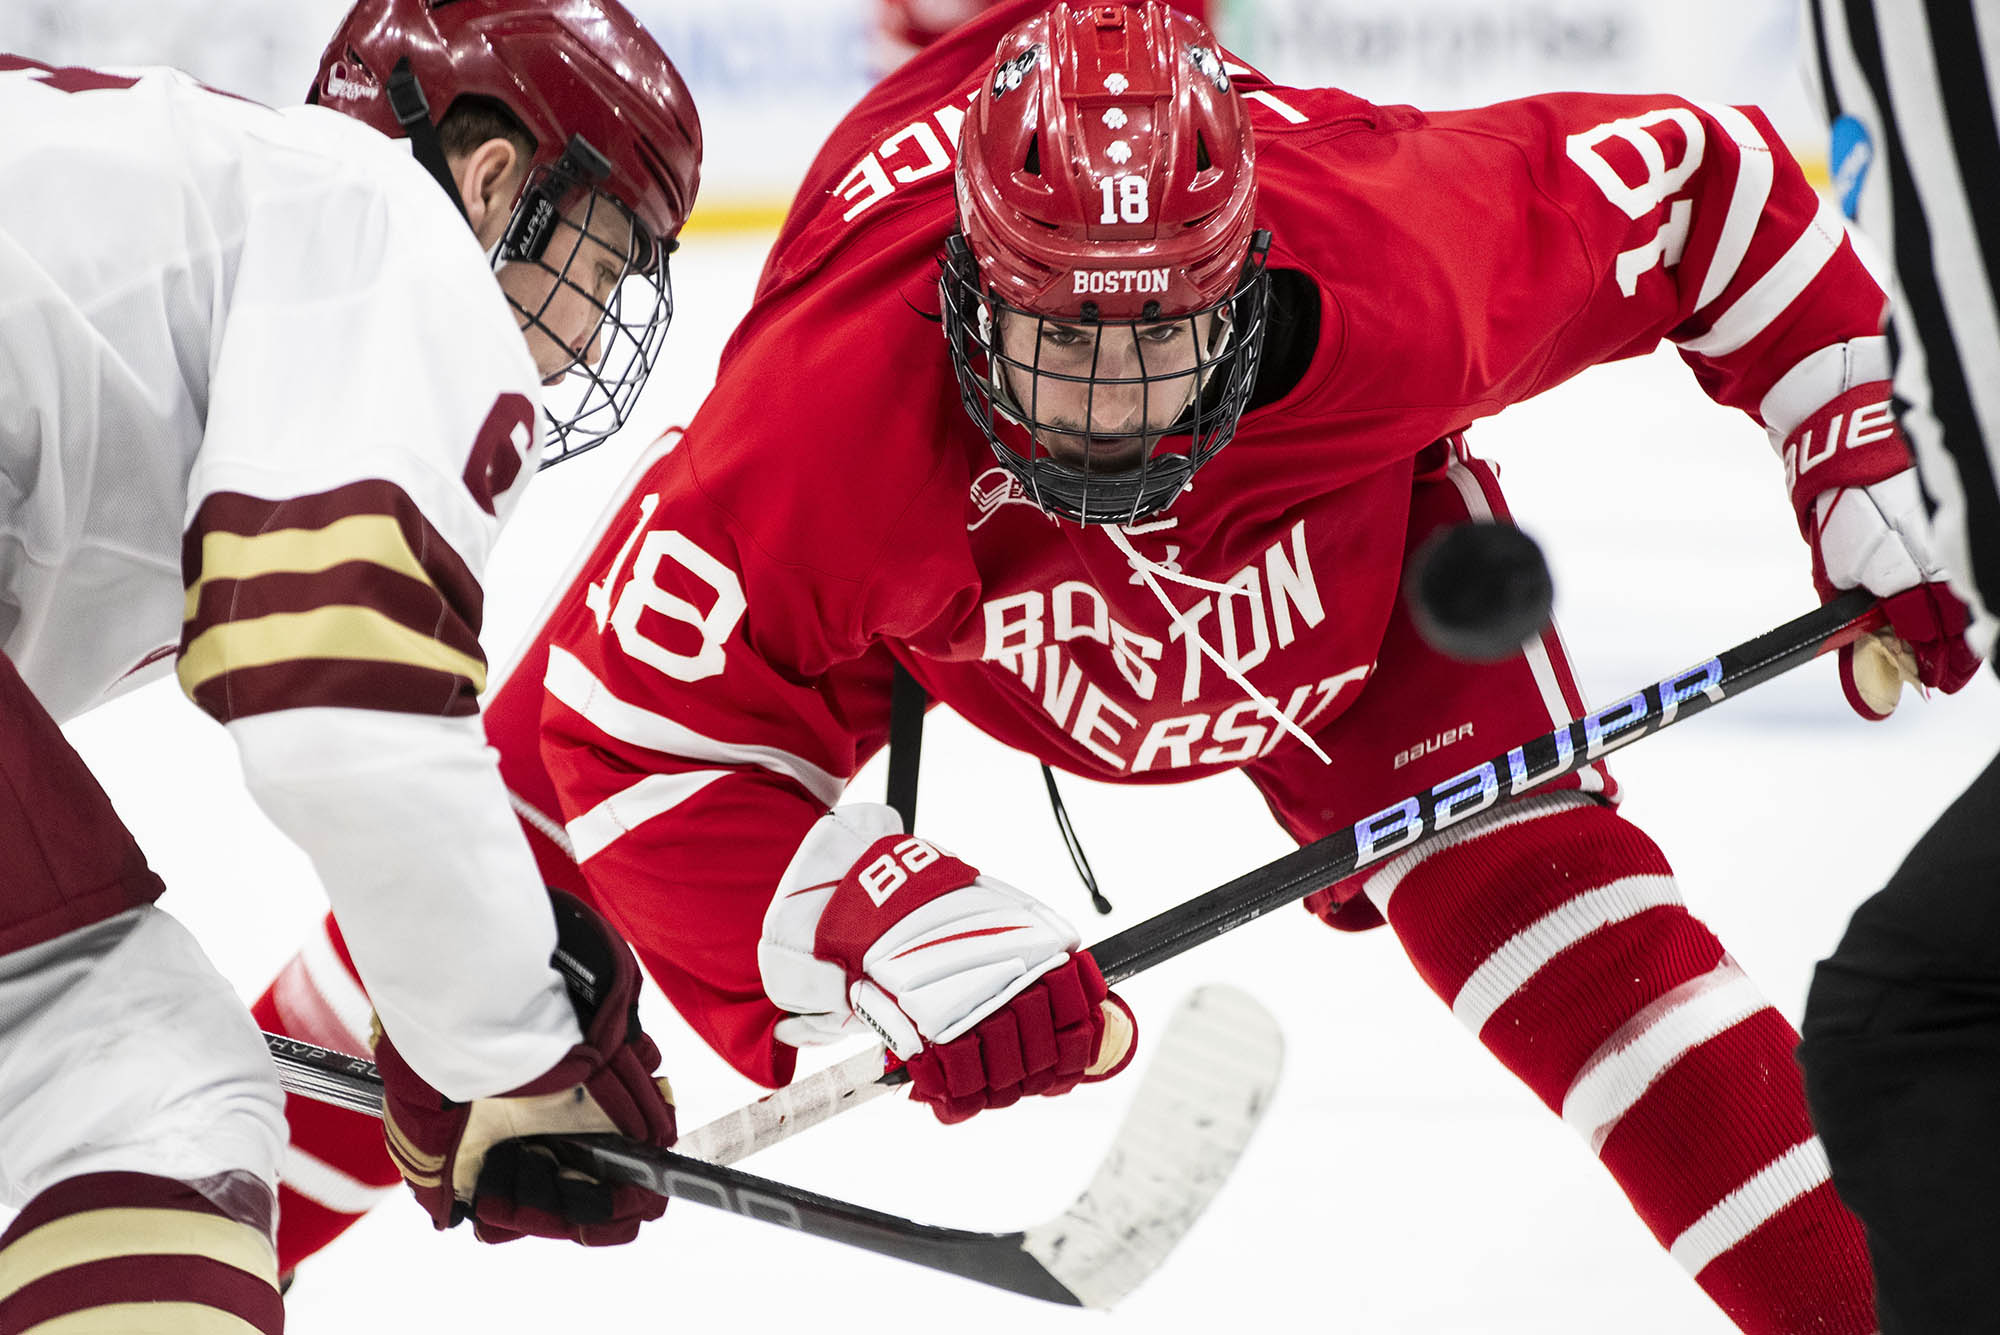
[1030,426,1154,473]
[1011,373,1204,475]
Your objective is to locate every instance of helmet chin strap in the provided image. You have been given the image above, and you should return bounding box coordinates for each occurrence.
[385,56,470,225]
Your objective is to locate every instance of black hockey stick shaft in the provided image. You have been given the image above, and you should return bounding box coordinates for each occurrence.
[260,1033,1084,1304]
[270,592,1879,1150]
[856,590,1883,1101]
[1090,588,1881,983]
[268,984,1286,1307]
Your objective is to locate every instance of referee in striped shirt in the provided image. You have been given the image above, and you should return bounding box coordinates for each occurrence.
[1796,3,2000,1331]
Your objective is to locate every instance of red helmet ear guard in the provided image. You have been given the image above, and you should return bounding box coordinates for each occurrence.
[942,1,1271,525]
[311,0,699,254]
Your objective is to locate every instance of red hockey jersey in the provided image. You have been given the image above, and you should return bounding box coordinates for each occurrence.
[486,9,1888,1086]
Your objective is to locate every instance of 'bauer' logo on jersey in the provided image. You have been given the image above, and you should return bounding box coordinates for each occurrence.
[1072,268,1170,296]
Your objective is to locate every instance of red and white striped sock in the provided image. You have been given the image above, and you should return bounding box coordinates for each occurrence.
[0,1171,283,1333]
[1345,791,1876,1335]
[251,912,402,1274]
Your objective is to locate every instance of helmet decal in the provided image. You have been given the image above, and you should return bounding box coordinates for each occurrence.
[1187,46,1229,93]
[319,58,377,104]
[992,44,1043,100]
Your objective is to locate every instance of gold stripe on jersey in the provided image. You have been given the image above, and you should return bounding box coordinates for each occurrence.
[0,1208,278,1303]
[16,1304,268,1335]
[382,1110,446,1189]
[177,606,488,699]
[179,482,491,720]
[181,515,433,622]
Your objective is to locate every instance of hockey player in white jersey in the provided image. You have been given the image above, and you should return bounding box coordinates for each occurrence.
[0,2,699,1330]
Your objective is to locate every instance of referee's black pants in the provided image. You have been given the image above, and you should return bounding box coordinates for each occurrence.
[1800,749,2000,1335]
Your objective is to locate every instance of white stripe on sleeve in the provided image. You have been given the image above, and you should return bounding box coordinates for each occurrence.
[1679,195,1847,358]
[567,769,731,862]
[1691,101,1776,313]
[544,646,845,806]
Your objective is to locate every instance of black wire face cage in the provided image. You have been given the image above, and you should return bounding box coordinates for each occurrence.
[497,135,675,468]
[941,232,1271,525]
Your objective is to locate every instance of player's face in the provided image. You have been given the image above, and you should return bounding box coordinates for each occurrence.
[497,193,640,385]
[993,309,1226,471]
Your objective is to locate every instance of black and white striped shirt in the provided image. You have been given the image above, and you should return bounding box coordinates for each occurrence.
[1803,0,2000,668]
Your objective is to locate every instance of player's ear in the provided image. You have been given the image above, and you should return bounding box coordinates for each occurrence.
[452,138,527,250]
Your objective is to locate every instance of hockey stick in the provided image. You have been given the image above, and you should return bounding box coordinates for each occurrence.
[265,983,1282,1308]
[662,588,1886,1161]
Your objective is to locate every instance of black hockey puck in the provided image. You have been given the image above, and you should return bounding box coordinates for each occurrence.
[1405,520,1555,662]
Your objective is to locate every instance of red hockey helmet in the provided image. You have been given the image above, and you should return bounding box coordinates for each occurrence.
[942,1,1269,523]
[311,0,703,464]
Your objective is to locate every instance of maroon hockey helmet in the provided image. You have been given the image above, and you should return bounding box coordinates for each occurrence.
[312,0,703,464]
[942,0,1269,524]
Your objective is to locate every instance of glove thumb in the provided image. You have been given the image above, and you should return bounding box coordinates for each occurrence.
[1839,629,1918,720]
[1082,992,1139,1083]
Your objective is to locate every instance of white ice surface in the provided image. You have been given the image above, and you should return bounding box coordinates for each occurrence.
[32,232,2000,1333]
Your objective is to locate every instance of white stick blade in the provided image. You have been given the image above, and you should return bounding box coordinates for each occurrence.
[1020,982,1284,1308]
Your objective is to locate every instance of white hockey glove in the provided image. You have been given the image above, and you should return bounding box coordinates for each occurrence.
[758,804,1136,1123]
[1778,377,1980,717]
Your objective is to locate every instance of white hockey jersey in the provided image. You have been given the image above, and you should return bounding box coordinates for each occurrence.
[0,56,580,1099]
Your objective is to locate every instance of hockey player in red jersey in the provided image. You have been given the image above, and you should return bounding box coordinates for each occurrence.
[255,2,1982,1327]
[0,2,698,1330]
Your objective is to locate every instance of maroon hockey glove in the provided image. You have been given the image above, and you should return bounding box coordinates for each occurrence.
[903,950,1138,1125]
[373,891,678,1245]
[1785,381,1982,717]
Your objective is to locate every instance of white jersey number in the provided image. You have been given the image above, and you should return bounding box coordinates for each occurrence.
[588,497,746,683]
[613,531,746,682]
[1567,108,1705,296]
